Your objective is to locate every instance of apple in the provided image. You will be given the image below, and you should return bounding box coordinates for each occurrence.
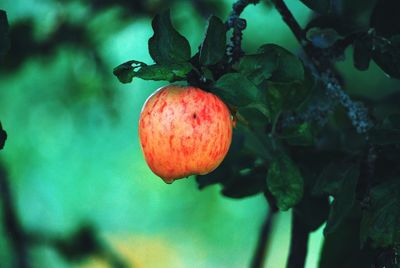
[138,85,233,183]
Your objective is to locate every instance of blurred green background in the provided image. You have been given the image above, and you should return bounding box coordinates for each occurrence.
[0,0,398,267]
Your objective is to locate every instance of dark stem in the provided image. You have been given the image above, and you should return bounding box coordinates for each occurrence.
[0,165,30,268]
[250,208,276,268]
[270,0,306,44]
[286,212,310,268]
[0,121,7,150]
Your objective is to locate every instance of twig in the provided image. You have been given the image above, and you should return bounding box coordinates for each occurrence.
[226,0,260,64]
[0,122,7,150]
[0,165,30,268]
[250,208,276,268]
[286,211,310,268]
[271,0,374,134]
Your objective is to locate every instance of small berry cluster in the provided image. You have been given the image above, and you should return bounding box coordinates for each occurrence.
[323,72,373,133]
[226,0,259,63]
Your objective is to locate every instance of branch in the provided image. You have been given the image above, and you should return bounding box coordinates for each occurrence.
[286,211,310,268]
[226,0,260,64]
[271,0,374,134]
[250,208,276,268]
[270,0,306,44]
[0,165,30,268]
[0,122,7,150]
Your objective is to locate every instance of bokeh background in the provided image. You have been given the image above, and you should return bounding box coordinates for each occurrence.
[0,0,398,267]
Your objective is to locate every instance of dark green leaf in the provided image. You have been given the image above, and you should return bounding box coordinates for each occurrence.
[278,122,314,146]
[324,164,360,235]
[199,16,226,66]
[239,44,304,85]
[267,153,304,211]
[136,63,192,81]
[369,129,400,145]
[313,161,354,196]
[319,212,374,268]
[370,0,400,38]
[353,36,372,71]
[214,73,260,107]
[237,105,270,126]
[148,10,191,64]
[0,121,6,150]
[372,35,400,79]
[265,80,310,117]
[0,10,10,58]
[294,194,330,232]
[196,127,268,199]
[113,60,192,84]
[113,60,146,83]
[299,0,333,14]
[222,163,267,198]
[306,27,341,49]
[240,124,274,161]
[360,179,400,247]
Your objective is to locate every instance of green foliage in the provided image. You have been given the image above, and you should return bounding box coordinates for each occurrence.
[113,4,400,266]
[306,27,341,49]
[278,123,314,146]
[370,0,400,38]
[267,153,304,211]
[113,60,192,84]
[360,179,400,248]
[214,73,260,107]
[148,10,191,64]
[196,126,269,199]
[199,16,226,66]
[372,35,400,79]
[299,0,332,15]
[353,35,372,71]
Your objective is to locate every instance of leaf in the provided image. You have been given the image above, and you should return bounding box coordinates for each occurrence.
[267,153,304,211]
[313,161,354,196]
[196,127,268,199]
[265,80,310,117]
[199,16,226,66]
[148,10,191,64]
[353,35,372,71]
[319,212,374,268]
[372,35,400,79]
[113,60,192,84]
[294,194,330,232]
[214,73,260,107]
[278,122,314,146]
[239,44,304,85]
[113,60,146,83]
[136,63,192,81]
[221,163,267,198]
[0,122,6,150]
[299,0,333,14]
[360,179,400,248]
[370,0,400,38]
[369,128,400,145]
[324,164,360,235]
[0,10,10,58]
[238,44,309,118]
[237,105,270,126]
[306,27,341,49]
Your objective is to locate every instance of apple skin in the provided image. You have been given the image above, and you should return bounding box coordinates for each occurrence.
[138,85,233,183]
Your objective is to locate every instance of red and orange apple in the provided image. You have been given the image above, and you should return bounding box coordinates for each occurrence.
[138,85,233,183]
